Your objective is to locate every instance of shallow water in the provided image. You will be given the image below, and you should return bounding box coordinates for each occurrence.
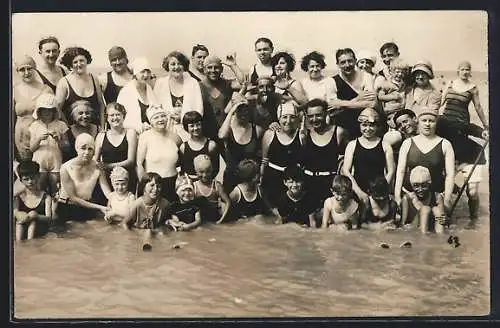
[13,183,490,318]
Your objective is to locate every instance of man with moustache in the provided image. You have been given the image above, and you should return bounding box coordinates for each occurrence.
[98,46,133,105]
[35,36,67,93]
[247,76,283,130]
[382,109,418,164]
[199,55,245,142]
[330,48,377,139]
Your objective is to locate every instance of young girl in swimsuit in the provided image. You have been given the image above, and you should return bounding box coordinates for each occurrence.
[366,176,398,228]
[102,167,136,225]
[166,175,203,231]
[402,166,446,233]
[193,155,231,224]
[29,93,69,197]
[322,174,361,230]
[13,160,54,241]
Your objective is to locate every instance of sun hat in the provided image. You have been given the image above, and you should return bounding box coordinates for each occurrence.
[356,50,377,65]
[33,93,58,119]
[409,166,432,184]
[131,57,151,76]
[411,60,434,79]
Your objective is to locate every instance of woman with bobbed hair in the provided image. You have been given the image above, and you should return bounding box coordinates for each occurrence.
[300,51,336,104]
[154,51,203,140]
[55,46,106,128]
[271,51,308,106]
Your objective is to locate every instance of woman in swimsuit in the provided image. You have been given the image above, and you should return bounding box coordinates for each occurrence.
[94,102,138,193]
[404,60,441,117]
[13,55,53,161]
[35,36,66,93]
[271,51,308,107]
[55,46,106,129]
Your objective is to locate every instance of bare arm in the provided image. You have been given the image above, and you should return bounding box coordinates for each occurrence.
[286,80,308,106]
[136,133,147,180]
[308,213,317,228]
[321,199,330,228]
[471,86,488,128]
[218,103,239,140]
[60,166,107,211]
[184,210,202,230]
[98,170,112,200]
[107,129,138,169]
[260,130,274,178]
[93,131,105,161]
[215,181,231,224]
[382,141,395,184]
[55,78,69,124]
[92,74,107,129]
[341,140,367,200]
[394,139,411,205]
[98,73,108,92]
[442,139,456,209]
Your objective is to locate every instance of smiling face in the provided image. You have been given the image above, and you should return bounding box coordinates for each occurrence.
[411,181,431,200]
[392,68,405,82]
[395,114,417,137]
[205,62,222,81]
[418,114,437,136]
[337,53,356,76]
[112,179,129,195]
[307,106,326,131]
[255,41,273,64]
[192,49,209,72]
[110,56,128,74]
[135,69,152,85]
[168,57,185,78]
[39,41,60,66]
[150,112,168,131]
[106,106,125,129]
[17,65,35,83]
[381,48,399,66]
[187,120,202,137]
[196,164,213,184]
[257,78,275,101]
[284,178,304,197]
[279,113,298,133]
[359,121,378,139]
[143,179,160,200]
[307,59,323,80]
[71,55,88,75]
[178,187,195,203]
[274,57,288,77]
[73,105,92,127]
[357,59,374,74]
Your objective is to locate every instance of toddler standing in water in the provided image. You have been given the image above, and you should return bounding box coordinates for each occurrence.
[366,176,398,227]
[124,172,172,233]
[322,175,361,230]
[166,175,203,231]
[103,166,136,224]
[402,166,446,233]
[13,160,55,241]
[192,154,231,224]
[29,93,69,196]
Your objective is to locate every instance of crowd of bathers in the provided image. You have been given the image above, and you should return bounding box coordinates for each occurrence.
[12,36,489,241]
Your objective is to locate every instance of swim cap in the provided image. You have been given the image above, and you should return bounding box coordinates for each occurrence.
[457,60,472,70]
[356,50,377,65]
[131,57,151,76]
[277,101,298,118]
[108,46,127,61]
[110,166,129,183]
[415,107,439,119]
[15,55,36,70]
[409,166,432,184]
[193,154,212,171]
[146,104,167,122]
[74,133,95,150]
[175,174,194,194]
[203,55,222,67]
[358,108,379,123]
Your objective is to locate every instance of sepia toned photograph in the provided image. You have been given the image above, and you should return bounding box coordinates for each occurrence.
[11,11,490,318]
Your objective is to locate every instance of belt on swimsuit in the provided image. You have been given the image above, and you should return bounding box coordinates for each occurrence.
[304,169,336,177]
[268,162,286,172]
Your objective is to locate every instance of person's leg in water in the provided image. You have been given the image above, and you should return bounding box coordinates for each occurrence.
[466,181,480,229]
[419,205,431,233]
[48,172,60,197]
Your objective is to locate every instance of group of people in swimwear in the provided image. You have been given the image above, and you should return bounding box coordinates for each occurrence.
[12,36,489,241]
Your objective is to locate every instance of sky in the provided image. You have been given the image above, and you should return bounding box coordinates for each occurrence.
[11,11,488,73]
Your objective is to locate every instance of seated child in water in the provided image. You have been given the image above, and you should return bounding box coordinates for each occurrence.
[192,154,230,224]
[366,176,398,226]
[376,58,409,128]
[229,159,275,220]
[124,172,172,231]
[275,165,320,228]
[13,160,55,241]
[402,166,446,233]
[166,174,203,231]
[322,174,361,230]
[102,167,136,224]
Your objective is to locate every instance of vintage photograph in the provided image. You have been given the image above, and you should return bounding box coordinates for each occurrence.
[11,11,489,318]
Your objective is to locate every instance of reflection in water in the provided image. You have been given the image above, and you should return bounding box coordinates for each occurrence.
[14,201,489,318]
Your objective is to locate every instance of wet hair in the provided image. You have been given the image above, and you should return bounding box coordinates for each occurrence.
[162,51,190,72]
[301,51,326,72]
[137,172,163,196]
[38,36,61,51]
[60,47,92,70]
[306,98,328,112]
[191,44,209,56]
[17,160,40,178]
[254,37,274,49]
[106,102,127,117]
[271,51,296,72]
[335,48,356,64]
[283,164,306,182]
[236,159,259,183]
[368,176,391,198]
[331,174,353,195]
[182,110,203,131]
[379,42,399,56]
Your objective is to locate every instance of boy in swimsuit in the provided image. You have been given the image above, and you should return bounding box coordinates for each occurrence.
[401,166,446,233]
[167,175,203,231]
[13,160,55,240]
[103,167,136,224]
[366,176,398,227]
[322,174,361,230]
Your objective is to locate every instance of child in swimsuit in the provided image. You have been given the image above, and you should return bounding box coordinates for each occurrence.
[13,160,54,240]
[401,166,446,233]
[193,154,231,224]
[29,93,69,196]
[103,167,136,224]
[366,176,398,227]
[322,174,361,230]
[166,175,203,231]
